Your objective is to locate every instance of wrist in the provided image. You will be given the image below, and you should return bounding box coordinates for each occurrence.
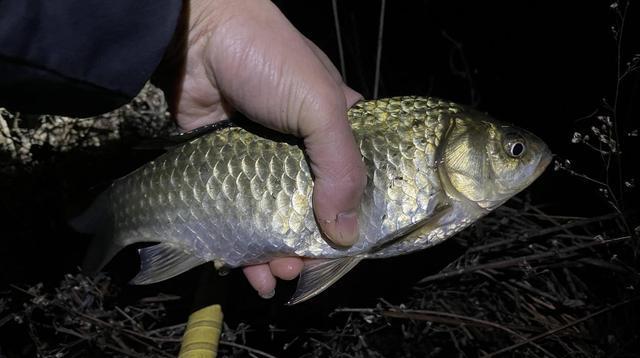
[153,0,221,109]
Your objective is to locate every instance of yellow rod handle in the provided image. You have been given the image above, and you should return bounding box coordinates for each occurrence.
[178,304,224,358]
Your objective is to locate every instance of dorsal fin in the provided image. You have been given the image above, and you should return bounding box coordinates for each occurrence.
[133,120,236,151]
[171,120,236,143]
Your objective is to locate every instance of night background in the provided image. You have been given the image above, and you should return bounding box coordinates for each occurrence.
[0,1,638,357]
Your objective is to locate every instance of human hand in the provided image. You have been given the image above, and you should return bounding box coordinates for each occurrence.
[157,0,366,298]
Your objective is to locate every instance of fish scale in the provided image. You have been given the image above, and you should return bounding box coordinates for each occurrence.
[84,96,551,304]
[109,97,446,262]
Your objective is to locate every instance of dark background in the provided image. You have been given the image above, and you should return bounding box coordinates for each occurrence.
[279,0,638,213]
[0,0,638,357]
[272,0,640,336]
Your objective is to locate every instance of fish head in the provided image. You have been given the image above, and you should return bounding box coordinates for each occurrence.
[439,111,552,211]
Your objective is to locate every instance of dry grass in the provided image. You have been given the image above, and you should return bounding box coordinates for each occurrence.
[0,83,173,169]
[307,200,639,357]
[0,198,637,357]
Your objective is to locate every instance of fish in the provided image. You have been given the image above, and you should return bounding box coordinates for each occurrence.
[78,96,552,304]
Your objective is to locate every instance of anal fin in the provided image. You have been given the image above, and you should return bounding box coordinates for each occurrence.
[287,256,363,305]
[130,243,208,285]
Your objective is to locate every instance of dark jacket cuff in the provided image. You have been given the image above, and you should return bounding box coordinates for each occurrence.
[0,0,182,116]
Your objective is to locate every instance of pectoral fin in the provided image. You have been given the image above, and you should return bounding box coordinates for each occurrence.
[131,243,208,284]
[287,256,363,305]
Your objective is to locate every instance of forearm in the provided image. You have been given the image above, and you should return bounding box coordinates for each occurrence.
[0,0,182,116]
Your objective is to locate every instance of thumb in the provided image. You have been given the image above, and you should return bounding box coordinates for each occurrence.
[301,91,367,246]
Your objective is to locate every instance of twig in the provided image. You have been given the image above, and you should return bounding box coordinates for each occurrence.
[116,306,143,331]
[220,340,279,358]
[442,31,478,106]
[418,236,630,284]
[373,0,386,99]
[335,307,556,358]
[11,283,180,356]
[467,212,620,253]
[483,296,640,357]
[138,294,181,304]
[332,0,347,82]
[527,204,576,238]
[507,279,560,304]
[612,1,629,208]
[55,326,90,340]
[146,322,186,336]
[0,313,13,328]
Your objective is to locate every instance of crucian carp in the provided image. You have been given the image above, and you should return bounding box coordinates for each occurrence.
[77,96,551,304]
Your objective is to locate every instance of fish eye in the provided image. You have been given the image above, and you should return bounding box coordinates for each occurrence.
[505,139,526,158]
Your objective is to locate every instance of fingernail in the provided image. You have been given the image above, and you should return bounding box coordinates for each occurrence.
[260,289,275,299]
[334,210,359,246]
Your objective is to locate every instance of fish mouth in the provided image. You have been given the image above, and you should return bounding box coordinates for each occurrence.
[515,141,551,196]
[533,144,553,179]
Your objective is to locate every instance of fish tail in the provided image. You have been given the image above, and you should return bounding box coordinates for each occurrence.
[70,190,123,274]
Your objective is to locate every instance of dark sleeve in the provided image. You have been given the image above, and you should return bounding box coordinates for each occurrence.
[0,0,182,116]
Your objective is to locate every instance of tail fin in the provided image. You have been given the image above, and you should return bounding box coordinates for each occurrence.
[70,190,124,274]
